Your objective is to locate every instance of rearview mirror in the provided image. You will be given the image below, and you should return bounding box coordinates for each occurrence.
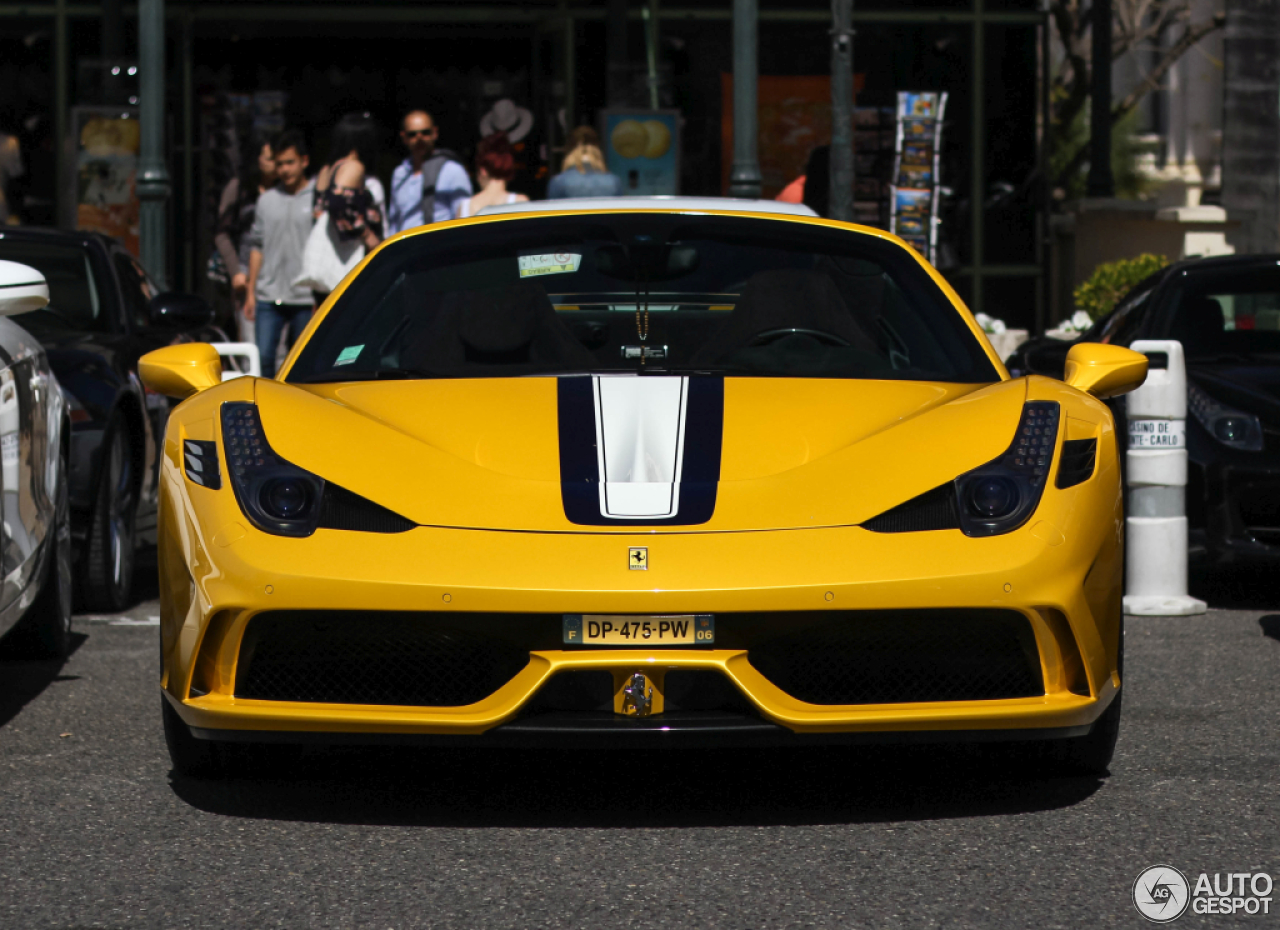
[1063,343,1148,399]
[0,261,49,316]
[595,242,699,281]
[138,343,223,399]
[148,292,214,330]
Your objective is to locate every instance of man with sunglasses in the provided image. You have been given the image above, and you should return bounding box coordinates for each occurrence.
[386,110,472,235]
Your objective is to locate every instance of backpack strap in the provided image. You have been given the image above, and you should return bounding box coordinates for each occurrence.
[419,149,458,224]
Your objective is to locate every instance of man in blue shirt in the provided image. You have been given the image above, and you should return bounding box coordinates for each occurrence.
[386,110,472,234]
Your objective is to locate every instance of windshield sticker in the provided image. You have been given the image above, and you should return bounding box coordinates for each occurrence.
[519,253,582,278]
[334,344,364,367]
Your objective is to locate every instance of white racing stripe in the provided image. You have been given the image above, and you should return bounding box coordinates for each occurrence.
[592,375,689,519]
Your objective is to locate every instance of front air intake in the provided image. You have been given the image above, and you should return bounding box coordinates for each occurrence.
[235,611,531,706]
[748,609,1044,705]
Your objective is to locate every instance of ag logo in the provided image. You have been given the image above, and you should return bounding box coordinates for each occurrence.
[1133,865,1190,922]
[628,547,648,570]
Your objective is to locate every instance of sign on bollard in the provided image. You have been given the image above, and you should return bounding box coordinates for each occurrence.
[1123,339,1206,616]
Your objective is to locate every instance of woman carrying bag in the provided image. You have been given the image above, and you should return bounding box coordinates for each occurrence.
[295,113,384,297]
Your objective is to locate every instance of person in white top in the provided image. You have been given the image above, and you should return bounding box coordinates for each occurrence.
[453,132,529,219]
[313,112,384,250]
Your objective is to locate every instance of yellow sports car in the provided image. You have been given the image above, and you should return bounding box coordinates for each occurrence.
[142,199,1148,778]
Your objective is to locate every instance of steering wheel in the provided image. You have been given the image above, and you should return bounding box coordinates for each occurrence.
[748,327,850,348]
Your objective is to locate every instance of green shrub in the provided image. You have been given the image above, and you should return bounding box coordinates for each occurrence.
[1074,253,1169,322]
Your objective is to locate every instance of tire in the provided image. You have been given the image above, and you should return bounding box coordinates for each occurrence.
[9,468,73,659]
[79,419,137,612]
[1043,618,1124,776]
[162,695,233,779]
[1043,688,1122,776]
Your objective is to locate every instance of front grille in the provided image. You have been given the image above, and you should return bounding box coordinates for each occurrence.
[1056,438,1097,489]
[235,612,531,706]
[862,484,960,533]
[747,609,1043,705]
[318,483,415,533]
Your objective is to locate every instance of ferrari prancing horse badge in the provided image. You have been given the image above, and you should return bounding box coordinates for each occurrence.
[629,547,648,570]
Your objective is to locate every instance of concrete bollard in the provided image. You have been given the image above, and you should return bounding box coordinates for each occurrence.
[210,342,262,381]
[1123,339,1206,616]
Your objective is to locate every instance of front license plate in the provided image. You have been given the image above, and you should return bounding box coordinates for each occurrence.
[563,614,714,646]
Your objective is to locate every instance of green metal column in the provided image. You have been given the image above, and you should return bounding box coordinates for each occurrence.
[728,0,761,198]
[53,0,67,227]
[829,0,854,221]
[970,0,984,315]
[181,13,194,291]
[137,0,170,288]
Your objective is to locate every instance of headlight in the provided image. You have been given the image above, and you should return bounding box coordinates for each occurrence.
[1188,382,1263,452]
[220,402,324,537]
[955,401,1059,537]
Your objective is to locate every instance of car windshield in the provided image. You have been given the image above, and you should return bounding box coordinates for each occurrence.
[1169,267,1280,358]
[287,214,999,383]
[0,238,103,332]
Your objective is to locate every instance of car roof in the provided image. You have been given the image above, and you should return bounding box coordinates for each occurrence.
[476,196,820,218]
[1168,253,1280,274]
[0,226,113,250]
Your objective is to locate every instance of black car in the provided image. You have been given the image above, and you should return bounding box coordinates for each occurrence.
[1008,253,1280,564]
[0,227,220,609]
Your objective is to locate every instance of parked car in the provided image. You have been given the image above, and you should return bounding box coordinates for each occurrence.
[0,260,72,658]
[1008,253,1280,564]
[0,227,220,610]
[144,198,1145,778]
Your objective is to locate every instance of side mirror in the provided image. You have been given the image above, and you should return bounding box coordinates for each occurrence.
[0,261,49,316]
[1063,343,1149,399]
[148,292,214,330]
[138,343,223,399]
[1021,340,1072,379]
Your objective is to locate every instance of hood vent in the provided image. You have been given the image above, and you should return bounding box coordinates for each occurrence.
[1056,438,1097,489]
[183,440,221,490]
[862,484,960,533]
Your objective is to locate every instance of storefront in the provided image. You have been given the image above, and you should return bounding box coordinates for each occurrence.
[0,0,1047,326]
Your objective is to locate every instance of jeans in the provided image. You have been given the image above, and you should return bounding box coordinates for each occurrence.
[255,301,312,379]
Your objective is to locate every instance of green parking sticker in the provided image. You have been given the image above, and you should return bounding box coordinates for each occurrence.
[334,344,364,367]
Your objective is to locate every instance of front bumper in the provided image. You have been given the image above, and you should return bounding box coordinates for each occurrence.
[160,487,1124,742]
[1189,459,1280,563]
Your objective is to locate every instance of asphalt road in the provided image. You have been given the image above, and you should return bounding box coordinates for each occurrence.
[1,562,1278,930]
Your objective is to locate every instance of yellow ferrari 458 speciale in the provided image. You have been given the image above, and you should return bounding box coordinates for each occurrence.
[141,199,1148,778]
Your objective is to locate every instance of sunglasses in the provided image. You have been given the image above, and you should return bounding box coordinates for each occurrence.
[402,128,435,138]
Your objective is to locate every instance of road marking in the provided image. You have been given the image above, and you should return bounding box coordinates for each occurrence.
[108,616,160,626]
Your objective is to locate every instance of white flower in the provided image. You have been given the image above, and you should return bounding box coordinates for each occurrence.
[1071,309,1092,330]
[974,312,1007,335]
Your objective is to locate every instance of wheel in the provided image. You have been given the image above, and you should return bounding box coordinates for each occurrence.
[79,419,137,612]
[9,467,73,659]
[162,695,232,779]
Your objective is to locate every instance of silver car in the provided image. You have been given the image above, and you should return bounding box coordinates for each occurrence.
[0,260,72,658]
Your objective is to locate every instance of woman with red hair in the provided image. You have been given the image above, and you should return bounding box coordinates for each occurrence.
[453,132,529,218]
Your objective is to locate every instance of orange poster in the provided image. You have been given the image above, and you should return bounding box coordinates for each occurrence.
[720,74,864,199]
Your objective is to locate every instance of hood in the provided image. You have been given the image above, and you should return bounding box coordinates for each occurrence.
[255,375,1025,533]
